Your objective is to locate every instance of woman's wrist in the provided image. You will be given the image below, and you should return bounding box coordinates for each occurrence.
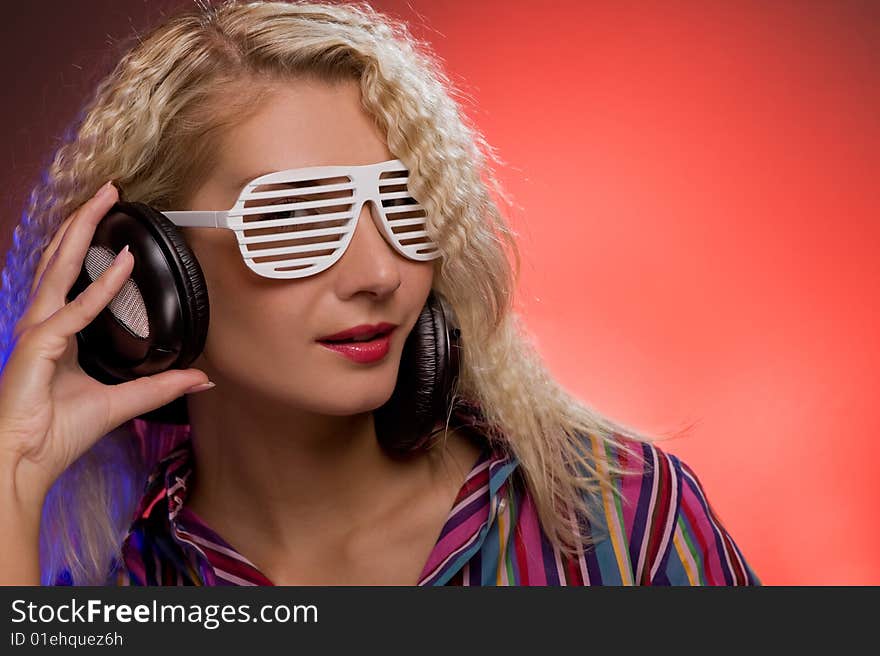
[0,469,44,585]
[0,450,50,525]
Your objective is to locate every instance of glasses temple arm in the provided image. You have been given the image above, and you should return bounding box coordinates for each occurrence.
[161,210,230,228]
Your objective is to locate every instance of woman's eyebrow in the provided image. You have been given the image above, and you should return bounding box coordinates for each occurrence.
[233,170,273,189]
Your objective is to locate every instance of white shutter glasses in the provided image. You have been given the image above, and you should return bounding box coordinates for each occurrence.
[162,158,442,279]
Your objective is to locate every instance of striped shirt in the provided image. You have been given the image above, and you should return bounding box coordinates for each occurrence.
[113,406,760,586]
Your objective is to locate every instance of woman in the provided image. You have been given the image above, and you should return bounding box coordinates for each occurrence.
[0,0,759,586]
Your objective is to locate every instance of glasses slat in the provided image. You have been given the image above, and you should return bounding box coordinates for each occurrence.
[241,238,347,259]
[239,224,350,245]
[242,181,355,201]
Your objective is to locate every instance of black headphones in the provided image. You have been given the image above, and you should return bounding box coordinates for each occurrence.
[66,201,464,454]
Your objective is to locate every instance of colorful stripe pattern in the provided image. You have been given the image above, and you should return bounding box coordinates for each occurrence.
[111,409,760,586]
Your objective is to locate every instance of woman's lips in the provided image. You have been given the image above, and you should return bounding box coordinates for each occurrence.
[317,329,394,364]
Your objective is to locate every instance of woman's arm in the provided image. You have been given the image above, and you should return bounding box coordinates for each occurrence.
[0,182,211,585]
[0,457,44,584]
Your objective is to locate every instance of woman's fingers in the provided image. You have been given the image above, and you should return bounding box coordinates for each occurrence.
[29,206,81,299]
[18,242,210,435]
[29,243,134,362]
[21,181,119,334]
[100,369,212,436]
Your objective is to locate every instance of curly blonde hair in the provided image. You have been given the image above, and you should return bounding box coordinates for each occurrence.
[0,0,680,585]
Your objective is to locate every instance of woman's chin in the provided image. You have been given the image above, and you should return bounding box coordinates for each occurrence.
[297,382,399,417]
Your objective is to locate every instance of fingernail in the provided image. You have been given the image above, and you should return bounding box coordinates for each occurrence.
[185,382,215,394]
[96,180,116,200]
[112,244,130,267]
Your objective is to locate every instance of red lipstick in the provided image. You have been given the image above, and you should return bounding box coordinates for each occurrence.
[316,322,398,364]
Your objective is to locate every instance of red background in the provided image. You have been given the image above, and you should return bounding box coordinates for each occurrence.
[2,0,877,584]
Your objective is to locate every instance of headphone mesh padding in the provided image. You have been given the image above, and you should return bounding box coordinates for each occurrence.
[83,245,150,339]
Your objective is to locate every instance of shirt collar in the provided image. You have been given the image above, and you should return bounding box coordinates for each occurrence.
[128,402,519,586]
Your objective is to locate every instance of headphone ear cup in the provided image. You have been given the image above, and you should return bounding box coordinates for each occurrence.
[374,289,462,454]
[137,202,209,370]
[66,201,209,424]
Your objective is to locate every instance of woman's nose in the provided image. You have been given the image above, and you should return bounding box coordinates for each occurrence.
[333,200,401,297]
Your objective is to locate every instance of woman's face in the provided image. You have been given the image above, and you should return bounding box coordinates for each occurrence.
[180,77,435,416]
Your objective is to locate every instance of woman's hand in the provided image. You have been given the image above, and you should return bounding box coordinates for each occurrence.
[0,181,212,509]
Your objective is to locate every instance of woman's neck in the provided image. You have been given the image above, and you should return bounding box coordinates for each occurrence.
[182,383,438,560]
